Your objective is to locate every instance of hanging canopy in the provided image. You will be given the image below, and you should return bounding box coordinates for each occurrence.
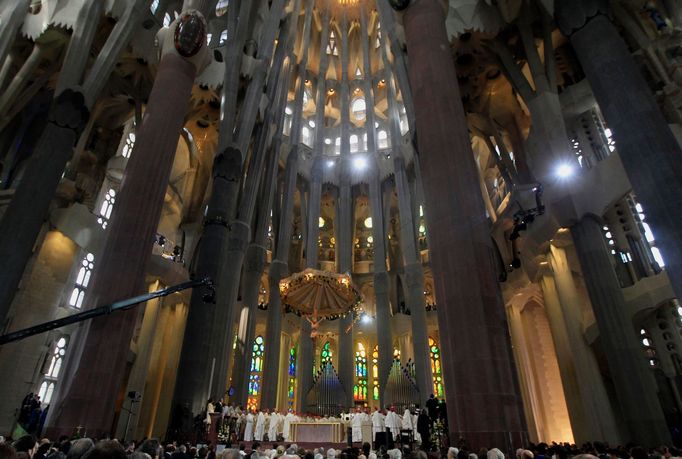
[279,268,362,336]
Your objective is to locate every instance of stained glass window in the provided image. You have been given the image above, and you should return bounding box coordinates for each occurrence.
[372,345,379,401]
[288,346,297,408]
[248,335,265,410]
[321,341,332,366]
[354,343,368,401]
[429,337,444,398]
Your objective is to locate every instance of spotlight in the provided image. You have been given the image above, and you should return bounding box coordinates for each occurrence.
[361,313,372,324]
[556,162,575,179]
[353,156,367,170]
[327,160,335,168]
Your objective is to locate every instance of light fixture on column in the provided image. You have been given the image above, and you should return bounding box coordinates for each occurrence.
[353,156,367,170]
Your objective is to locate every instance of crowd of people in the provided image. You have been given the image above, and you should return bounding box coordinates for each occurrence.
[1,434,682,459]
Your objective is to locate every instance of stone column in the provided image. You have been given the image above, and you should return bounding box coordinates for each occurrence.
[571,215,670,446]
[380,30,432,403]
[297,318,313,410]
[369,174,393,407]
[0,0,31,72]
[394,157,432,406]
[45,16,208,435]
[0,0,148,326]
[208,14,295,403]
[540,269,588,444]
[539,262,618,444]
[556,0,682,323]
[257,144,299,409]
[335,10,355,409]
[402,0,526,449]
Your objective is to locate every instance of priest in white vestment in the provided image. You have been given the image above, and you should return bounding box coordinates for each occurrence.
[244,411,255,442]
[283,410,296,441]
[268,410,280,441]
[371,408,385,443]
[385,408,400,440]
[351,409,365,443]
[255,410,266,441]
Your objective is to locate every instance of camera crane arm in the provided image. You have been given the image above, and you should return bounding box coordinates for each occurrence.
[0,277,214,346]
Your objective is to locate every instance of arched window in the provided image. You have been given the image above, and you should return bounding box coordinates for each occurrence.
[429,337,444,397]
[248,335,265,410]
[354,343,368,401]
[38,336,69,404]
[69,253,94,309]
[375,23,382,49]
[121,132,135,158]
[219,29,228,45]
[150,0,160,14]
[378,130,389,149]
[321,341,332,366]
[326,30,339,56]
[351,97,366,121]
[350,134,359,153]
[334,137,341,155]
[372,345,379,401]
[288,346,297,408]
[163,12,172,27]
[97,189,116,229]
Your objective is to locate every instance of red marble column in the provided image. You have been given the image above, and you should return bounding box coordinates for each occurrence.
[402,0,527,450]
[45,52,197,439]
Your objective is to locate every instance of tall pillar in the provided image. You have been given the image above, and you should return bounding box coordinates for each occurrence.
[369,174,393,407]
[402,0,526,449]
[207,0,297,404]
[394,157,432,406]
[335,10,355,409]
[540,271,591,443]
[381,31,432,402]
[571,215,670,446]
[297,318,313,410]
[555,0,682,324]
[540,260,619,444]
[260,148,300,407]
[45,13,209,436]
[0,0,148,326]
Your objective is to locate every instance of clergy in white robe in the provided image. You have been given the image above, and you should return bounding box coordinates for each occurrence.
[244,412,255,442]
[268,411,280,441]
[401,409,413,430]
[384,409,400,440]
[283,411,296,441]
[371,408,385,441]
[412,413,420,443]
[255,411,266,441]
[351,410,365,443]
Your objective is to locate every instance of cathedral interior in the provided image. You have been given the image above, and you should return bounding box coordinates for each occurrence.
[2,0,682,451]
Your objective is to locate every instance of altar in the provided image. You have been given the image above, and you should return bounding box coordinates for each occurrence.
[289,421,348,443]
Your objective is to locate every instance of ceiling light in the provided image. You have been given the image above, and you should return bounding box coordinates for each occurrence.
[556,162,575,179]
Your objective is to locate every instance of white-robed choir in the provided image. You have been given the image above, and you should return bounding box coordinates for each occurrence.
[223,406,423,445]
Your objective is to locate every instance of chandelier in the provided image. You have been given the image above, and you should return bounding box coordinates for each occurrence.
[338,0,360,4]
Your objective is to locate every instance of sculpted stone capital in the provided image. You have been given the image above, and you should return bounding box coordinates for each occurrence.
[555,0,611,37]
[50,89,89,135]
